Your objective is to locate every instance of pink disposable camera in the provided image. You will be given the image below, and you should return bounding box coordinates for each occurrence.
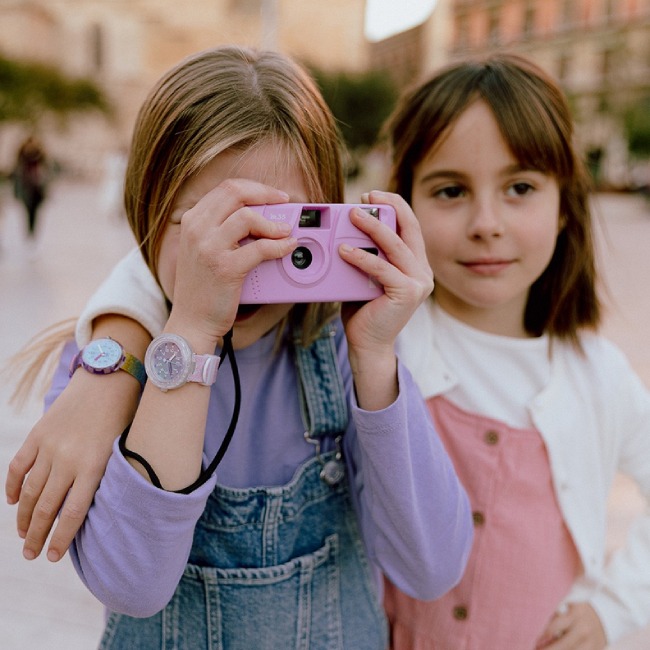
[239,203,397,303]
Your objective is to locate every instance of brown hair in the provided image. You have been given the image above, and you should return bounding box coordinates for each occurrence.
[126,45,344,344]
[384,52,600,344]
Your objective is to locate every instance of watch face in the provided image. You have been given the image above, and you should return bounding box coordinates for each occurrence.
[81,338,124,373]
[145,334,192,390]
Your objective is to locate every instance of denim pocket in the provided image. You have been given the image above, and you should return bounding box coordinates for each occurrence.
[168,533,343,650]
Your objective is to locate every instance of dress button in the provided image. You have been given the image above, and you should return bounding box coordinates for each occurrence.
[484,430,499,445]
[472,511,485,526]
[453,605,468,620]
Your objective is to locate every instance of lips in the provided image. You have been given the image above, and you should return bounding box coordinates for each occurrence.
[460,258,514,275]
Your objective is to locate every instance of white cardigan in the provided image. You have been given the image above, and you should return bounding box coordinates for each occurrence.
[398,302,650,643]
[77,250,650,642]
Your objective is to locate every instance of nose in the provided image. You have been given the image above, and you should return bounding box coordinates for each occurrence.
[466,197,505,240]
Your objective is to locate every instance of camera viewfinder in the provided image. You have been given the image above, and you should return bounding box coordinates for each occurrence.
[299,209,321,228]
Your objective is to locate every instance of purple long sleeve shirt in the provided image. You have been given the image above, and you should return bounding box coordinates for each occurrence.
[50,321,472,618]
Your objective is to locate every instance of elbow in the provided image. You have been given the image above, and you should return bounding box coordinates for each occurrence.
[92,579,176,619]
[71,542,178,619]
[108,599,169,620]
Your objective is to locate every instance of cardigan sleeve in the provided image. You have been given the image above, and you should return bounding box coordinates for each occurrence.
[74,248,168,346]
[585,342,650,642]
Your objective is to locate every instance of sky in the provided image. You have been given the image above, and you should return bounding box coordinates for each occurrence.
[364,0,438,41]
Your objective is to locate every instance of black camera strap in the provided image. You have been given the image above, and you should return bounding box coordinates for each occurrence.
[119,328,240,494]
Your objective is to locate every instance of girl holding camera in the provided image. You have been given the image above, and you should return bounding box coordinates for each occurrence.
[6,46,472,649]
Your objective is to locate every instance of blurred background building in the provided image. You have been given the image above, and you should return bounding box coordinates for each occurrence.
[0,0,649,189]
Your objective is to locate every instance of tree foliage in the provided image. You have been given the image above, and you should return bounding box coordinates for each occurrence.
[0,54,110,125]
[624,96,650,157]
[310,67,398,153]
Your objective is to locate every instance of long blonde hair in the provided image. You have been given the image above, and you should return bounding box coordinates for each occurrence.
[10,46,346,405]
[126,45,344,343]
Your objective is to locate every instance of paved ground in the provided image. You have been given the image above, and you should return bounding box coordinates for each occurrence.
[0,179,649,648]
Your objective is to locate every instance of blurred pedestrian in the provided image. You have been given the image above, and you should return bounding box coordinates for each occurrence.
[13,135,48,244]
[99,145,128,220]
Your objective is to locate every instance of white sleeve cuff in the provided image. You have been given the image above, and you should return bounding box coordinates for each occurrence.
[75,248,168,346]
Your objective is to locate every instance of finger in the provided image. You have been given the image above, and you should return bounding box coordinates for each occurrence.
[536,612,573,649]
[348,204,422,278]
[15,459,52,539]
[5,439,38,504]
[20,471,71,559]
[221,207,295,244]
[366,190,427,256]
[340,214,433,304]
[46,477,99,562]
[236,235,298,272]
[338,244,413,304]
[190,178,290,226]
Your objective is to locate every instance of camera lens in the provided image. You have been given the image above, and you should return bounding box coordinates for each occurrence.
[291,246,313,270]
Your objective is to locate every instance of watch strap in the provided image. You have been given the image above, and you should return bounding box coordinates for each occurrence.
[120,352,147,389]
[188,353,219,386]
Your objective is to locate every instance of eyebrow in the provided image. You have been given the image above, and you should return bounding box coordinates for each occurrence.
[417,162,542,185]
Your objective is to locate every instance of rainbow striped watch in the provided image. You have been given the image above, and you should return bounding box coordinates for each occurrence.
[69,337,146,389]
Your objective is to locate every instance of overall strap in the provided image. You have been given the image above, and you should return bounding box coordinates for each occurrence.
[293,324,348,440]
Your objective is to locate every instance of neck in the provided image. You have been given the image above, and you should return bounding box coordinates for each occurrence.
[434,295,530,339]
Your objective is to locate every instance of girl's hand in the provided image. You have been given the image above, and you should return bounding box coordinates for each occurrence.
[5,315,150,562]
[536,603,607,650]
[164,179,297,342]
[339,190,433,410]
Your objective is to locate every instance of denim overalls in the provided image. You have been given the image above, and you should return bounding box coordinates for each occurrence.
[99,327,388,649]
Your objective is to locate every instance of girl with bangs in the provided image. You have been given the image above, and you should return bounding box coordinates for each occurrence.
[384,53,650,649]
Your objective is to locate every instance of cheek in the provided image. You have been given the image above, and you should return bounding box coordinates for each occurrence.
[418,219,453,272]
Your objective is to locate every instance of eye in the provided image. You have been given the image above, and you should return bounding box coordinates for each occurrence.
[507,182,535,197]
[433,184,466,200]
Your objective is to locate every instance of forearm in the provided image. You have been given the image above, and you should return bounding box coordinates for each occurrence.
[123,314,220,491]
[79,314,152,436]
[347,344,398,411]
[348,363,473,599]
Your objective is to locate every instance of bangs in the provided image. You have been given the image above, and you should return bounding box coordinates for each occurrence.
[477,66,574,180]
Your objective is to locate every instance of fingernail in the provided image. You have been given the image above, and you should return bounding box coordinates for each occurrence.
[18,529,26,539]
[340,244,353,254]
[23,548,35,561]
[47,549,60,563]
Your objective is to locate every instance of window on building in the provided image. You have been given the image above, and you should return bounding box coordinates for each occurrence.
[90,23,104,72]
[523,1,535,37]
[230,0,262,13]
[561,0,574,25]
[456,13,469,48]
[488,6,500,45]
[602,48,613,77]
[557,53,570,81]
